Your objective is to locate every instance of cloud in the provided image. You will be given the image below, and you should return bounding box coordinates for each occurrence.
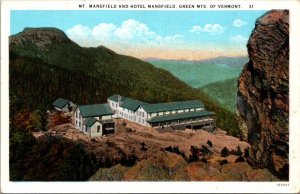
[233,19,247,28]
[66,19,184,48]
[230,35,248,44]
[66,25,93,46]
[114,19,156,43]
[189,26,202,33]
[189,24,226,35]
[92,23,116,41]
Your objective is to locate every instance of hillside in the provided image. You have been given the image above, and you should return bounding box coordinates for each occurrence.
[37,114,276,181]
[200,78,238,113]
[9,27,241,137]
[148,59,244,88]
[10,27,201,110]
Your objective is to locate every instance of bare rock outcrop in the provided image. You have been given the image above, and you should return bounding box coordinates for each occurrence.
[237,10,289,180]
[10,27,73,48]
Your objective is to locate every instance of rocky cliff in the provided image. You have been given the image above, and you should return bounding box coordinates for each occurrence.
[10,27,74,48]
[237,10,289,180]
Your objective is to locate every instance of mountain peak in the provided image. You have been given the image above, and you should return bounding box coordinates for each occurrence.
[10,27,73,48]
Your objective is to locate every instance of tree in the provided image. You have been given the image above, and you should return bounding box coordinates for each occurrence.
[28,110,43,131]
[207,140,213,147]
[231,146,243,157]
[221,147,229,157]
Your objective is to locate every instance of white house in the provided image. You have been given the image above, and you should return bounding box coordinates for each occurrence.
[74,103,115,137]
[107,94,147,124]
[107,94,215,130]
[52,98,76,112]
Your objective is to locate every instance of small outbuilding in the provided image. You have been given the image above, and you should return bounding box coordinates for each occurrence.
[52,98,76,112]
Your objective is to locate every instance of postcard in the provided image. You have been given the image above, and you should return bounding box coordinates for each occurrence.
[1,0,300,193]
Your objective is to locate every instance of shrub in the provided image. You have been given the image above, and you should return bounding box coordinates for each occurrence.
[221,147,229,157]
[244,147,250,158]
[219,159,228,165]
[125,127,133,132]
[235,156,245,163]
[12,109,47,132]
[10,131,99,181]
[200,157,208,163]
[164,146,186,160]
[52,112,70,126]
[120,154,137,167]
[207,140,213,147]
[140,142,148,151]
[188,153,199,163]
[187,145,200,162]
[231,146,243,157]
[200,145,212,156]
[122,121,127,127]
[28,110,43,131]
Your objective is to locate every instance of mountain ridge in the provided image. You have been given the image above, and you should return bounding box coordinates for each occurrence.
[146,56,248,68]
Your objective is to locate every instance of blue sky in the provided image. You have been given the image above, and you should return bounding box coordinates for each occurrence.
[11,10,268,60]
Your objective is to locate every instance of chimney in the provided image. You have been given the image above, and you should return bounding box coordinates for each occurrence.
[118,95,123,106]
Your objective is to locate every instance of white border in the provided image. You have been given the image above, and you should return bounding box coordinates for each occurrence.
[1,0,300,193]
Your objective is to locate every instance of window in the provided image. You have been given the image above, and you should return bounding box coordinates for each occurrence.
[97,126,100,133]
[85,126,87,132]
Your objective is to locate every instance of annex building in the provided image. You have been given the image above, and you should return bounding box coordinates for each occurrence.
[107,94,215,131]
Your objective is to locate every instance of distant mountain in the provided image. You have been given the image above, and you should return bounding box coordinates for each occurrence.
[146,56,249,68]
[148,60,244,88]
[194,56,249,68]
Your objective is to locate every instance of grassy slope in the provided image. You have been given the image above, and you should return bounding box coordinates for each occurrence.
[149,60,243,88]
[200,78,238,113]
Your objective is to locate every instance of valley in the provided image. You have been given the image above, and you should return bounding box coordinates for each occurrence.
[148,57,247,88]
[149,58,247,113]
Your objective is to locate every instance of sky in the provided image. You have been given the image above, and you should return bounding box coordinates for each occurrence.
[11,10,268,60]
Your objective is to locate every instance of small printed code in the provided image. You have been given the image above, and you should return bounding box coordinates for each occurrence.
[277,183,289,186]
